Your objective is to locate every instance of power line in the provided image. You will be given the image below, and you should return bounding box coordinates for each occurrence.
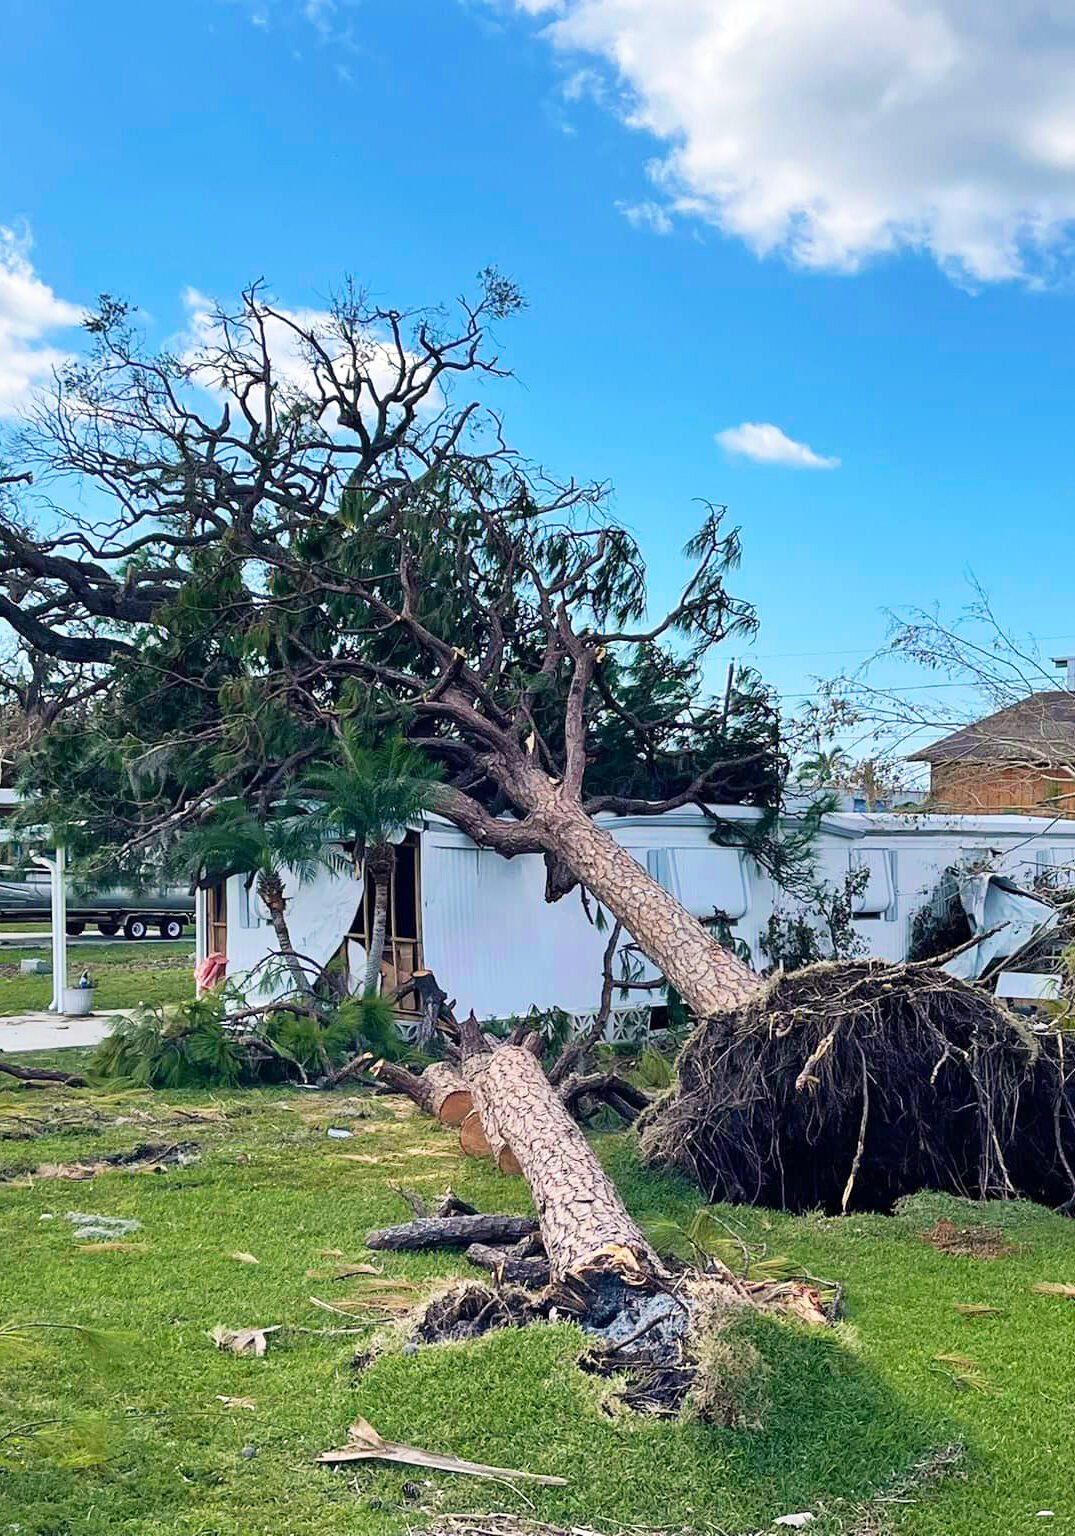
[743,633,1075,662]
[779,681,980,701]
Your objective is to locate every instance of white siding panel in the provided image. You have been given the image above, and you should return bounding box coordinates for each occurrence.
[420,838,617,1020]
[225,866,360,1002]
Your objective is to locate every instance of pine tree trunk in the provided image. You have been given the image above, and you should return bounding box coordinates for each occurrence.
[460,1019,659,1282]
[516,777,761,1018]
[372,1060,472,1124]
[258,872,316,1000]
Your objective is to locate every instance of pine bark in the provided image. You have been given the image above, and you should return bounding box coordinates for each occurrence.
[366,1212,539,1251]
[422,1061,473,1126]
[0,1058,87,1087]
[373,1060,471,1124]
[505,769,761,1019]
[460,1022,660,1282]
[465,1241,550,1288]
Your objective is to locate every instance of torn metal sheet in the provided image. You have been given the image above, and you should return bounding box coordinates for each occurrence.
[944,875,1058,981]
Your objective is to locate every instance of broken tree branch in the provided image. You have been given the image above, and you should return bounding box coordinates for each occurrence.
[366,1212,538,1252]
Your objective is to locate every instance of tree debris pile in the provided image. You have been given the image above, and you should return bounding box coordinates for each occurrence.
[639,959,1075,1213]
[377,1192,834,1423]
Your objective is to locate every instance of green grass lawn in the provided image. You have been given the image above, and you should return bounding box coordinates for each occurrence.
[0,941,194,1016]
[2,1063,1075,1536]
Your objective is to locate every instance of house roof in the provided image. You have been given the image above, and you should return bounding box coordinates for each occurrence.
[909,691,1075,765]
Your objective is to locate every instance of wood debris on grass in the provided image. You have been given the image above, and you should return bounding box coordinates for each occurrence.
[229,1251,259,1264]
[1032,1282,1075,1298]
[215,1395,256,1410]
[367,1213,538,1253]
[953,1302,1005,1317]
[3,1141,200,1183]
[210,1325,281,1356]
[316,1416,567,1486]
[920,1221,1019,1259]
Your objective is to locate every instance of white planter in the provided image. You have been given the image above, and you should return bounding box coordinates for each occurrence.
[63,987,94,1017]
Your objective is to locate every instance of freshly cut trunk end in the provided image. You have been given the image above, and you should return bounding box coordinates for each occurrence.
[459,1109,522,1175]
[423,1062,473,1127]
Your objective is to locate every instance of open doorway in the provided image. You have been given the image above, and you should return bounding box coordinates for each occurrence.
[345,832,423,1006]
[208,881,228,956]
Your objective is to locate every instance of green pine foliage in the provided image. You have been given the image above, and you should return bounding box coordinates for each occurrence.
[90,990,409,1088]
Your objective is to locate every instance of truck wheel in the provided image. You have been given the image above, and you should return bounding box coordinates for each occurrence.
[124,916,149,941]
[97,921,120,936]
[65,920,86,936]
[160,917,185,940]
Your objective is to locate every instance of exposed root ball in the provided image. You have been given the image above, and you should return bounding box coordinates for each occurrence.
[639,959,1075,1214]
[413,1282,544,1344]
[409,1268,826,1423]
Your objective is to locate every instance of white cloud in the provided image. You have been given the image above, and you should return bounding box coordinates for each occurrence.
[716,422,840,470]
[502,0,1075,284]
[617,200,673,235]
[0,226,83,419]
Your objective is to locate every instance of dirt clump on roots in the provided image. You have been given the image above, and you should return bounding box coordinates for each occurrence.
[638,959,1075,1214]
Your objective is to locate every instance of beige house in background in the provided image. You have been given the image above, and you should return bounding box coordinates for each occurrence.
[911,686,1075,817]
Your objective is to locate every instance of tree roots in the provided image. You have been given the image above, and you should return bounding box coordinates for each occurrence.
[639,959,1075,1213]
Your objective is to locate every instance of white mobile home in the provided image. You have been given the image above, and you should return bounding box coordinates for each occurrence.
[205,805,1075,1034]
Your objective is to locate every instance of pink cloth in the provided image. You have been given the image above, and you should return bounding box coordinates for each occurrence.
[195,952,228,994]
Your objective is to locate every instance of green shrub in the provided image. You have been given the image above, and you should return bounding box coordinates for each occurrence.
[91,988,409,1087]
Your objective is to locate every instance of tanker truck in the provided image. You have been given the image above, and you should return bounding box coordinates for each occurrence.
[0,872,194,939]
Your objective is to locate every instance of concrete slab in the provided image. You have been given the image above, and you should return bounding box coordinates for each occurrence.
[0,1012,124,1054]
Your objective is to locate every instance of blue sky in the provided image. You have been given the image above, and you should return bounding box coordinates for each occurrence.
[4,0,1075,734]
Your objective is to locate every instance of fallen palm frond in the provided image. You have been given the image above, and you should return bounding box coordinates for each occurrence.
[639,959,1075,1213]
[317,1416,568,1485]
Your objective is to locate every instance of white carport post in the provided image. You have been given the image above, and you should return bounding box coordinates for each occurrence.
[194,885,209,982]
[32,844,68,1013]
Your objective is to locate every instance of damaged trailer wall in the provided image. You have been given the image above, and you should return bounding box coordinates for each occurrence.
[216,809,1075,1022]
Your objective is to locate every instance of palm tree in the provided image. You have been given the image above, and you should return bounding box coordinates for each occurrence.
[306,733,441,996]
[796,746,851,790]
[173,802,345,1001]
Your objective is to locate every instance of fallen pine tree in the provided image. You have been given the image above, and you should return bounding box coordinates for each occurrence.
[360,1016,837,1423]
[638,958,1075,1214]
[373,1013,653,1149]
